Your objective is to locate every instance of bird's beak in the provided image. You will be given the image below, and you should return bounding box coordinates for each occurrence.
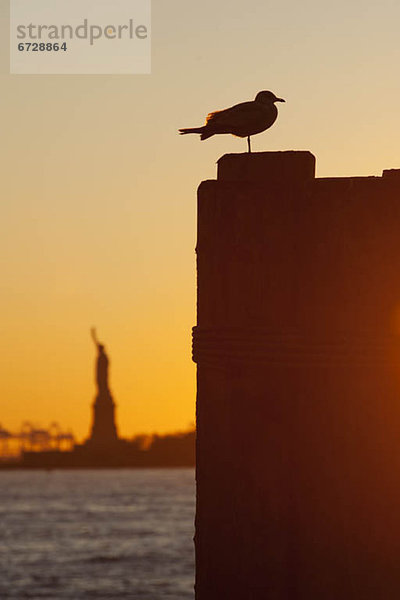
[276,97,285,103]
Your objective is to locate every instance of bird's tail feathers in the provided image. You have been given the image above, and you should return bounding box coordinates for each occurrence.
[179,127,205,135]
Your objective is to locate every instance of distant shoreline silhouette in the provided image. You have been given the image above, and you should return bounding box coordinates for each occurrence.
[0,328,195,469]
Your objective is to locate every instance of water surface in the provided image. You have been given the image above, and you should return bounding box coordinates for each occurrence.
[0,469,195,599]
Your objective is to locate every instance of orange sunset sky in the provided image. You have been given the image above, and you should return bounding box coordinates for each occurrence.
[1,0,400,440]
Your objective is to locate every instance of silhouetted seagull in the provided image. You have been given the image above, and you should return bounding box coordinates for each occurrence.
[179,91,285,153]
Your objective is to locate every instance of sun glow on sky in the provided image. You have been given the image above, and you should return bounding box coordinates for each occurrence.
[1,0,400,439]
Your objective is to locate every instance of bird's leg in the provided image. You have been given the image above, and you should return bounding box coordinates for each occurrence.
[247,136,252,153]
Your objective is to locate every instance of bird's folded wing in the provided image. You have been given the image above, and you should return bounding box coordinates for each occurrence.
[206,102,266,129]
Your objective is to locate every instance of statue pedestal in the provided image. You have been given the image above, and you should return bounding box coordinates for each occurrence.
[88,389,119,447]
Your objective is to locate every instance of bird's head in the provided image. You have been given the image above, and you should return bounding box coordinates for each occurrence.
[255,91,285,104]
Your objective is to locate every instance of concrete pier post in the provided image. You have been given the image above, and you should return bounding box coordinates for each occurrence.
[193,152,400,599]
